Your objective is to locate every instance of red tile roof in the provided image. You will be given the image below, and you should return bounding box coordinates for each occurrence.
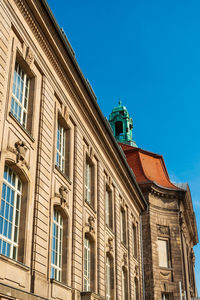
[119,143,179,190]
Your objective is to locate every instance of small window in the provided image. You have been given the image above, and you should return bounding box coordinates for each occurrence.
[0,166,22,259]
[105,188,112,229]
[84,237,91,291]
[51,208,63,281]
[11,62,30,128]
[157,239,170,268]
[132,225,137,258]
[56,122,66,173]
[120,208,126,244]
[106,255,111,300]
[122,268,128,300]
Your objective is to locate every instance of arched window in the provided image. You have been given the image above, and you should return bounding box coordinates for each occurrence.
[122,267,128,300]
[115,121,123,136]
[51,208,63,281]
[84,236,91,291]
[0,166,22,259]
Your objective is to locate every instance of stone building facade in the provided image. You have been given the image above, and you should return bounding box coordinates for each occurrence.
[0,1,147,300]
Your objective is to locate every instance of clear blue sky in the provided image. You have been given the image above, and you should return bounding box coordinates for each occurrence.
[47,0,200,293]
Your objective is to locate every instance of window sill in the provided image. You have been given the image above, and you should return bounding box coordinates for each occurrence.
[81,291,105,300]
[55,165,72,185]
[0,254,29,271]
[121,241,128,250]
[9,112,35,142]
[85,200,96,214]
[50,278,72,290]
[105,224,114,235]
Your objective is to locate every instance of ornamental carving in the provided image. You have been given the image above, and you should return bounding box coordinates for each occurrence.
[26,47,34,66]
[157,225,169,236]
[59,185,69,208]
[88,216,95,234]
[191,249,195,264]
[122,253,128,266]
[7,140,29,169]
[106,237,113,253]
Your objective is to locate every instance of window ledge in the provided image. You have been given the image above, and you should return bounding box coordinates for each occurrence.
[0,254,29,271]
[85,200,96,214]
[121,241,128,249]
[55,165,72,185]
[105,225,114,235]
[9,112,35,142]
[81,291,105,300]
[50,278,72,290]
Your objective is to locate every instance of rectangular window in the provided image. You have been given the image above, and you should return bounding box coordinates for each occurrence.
[157,239,169,268]
[11,62,30,128]
[84,237,91,291]
[132,225,137,258]
[106,256,111,300]
[85,160,92,204]
[51,208,63,281]
[120,208,126,244]
[105,189,112,229]
[56,122,66,173]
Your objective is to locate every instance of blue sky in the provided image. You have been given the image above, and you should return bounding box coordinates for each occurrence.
[47,0,200,292]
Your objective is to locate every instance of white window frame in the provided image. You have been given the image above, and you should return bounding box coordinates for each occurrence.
[84,237,91,291]
[0,166,22,259]
[106,255,111,300]
[11,62,30,128]
[51,208,63,281]
[56,122,66,173]
[85,161,91,204]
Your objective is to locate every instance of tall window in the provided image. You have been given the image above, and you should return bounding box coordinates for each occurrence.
[135,277,139,300]
[105,189,112,229]
[132,225,137,258]
[122,268,128,300]
[51,208,63,281]
[106,255,111,300]
[85,160,92,204]
[11,62,30,128]
[0,166,22,259]
[84,237,91,291]
[120,208,126,244]
[56,122,66,173]
[157,239,170,268]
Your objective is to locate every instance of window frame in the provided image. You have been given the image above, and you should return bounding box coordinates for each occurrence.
[0,166,22,260]
[132,224,137,259]
[105,187,113,230]
[120,207,127,245]
[122,267,128,300]
[84,236,91,291]
[51,207,63,282]
[10,61,30,129]
[85,156,95,207]
[56,122,66,174]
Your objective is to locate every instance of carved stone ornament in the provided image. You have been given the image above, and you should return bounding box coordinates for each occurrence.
[157,225,169,236]
[26,47,34,66]
[122,253,128,266]
[59,185,69,208]
[107,237,113,253]
[191,248,195,265]
[179,212,187,235]
[7,140,29,169]
[134,265,139,276]
[160,270,171,281]
[88,216,95,233]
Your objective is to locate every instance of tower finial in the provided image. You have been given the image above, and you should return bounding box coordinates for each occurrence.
[118,98,122,106]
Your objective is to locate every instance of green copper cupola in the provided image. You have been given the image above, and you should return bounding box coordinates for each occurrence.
[109,100,137,147]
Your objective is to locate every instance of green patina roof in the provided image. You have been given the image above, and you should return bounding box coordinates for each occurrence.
[109,100,138,147]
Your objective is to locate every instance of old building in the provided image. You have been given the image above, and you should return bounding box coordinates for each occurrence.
[0,1,147,300]
[109,102,199,300]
